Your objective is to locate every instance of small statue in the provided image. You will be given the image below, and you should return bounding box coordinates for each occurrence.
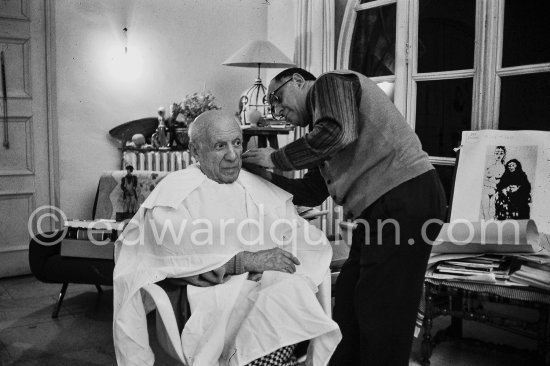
[168,103,190,150]
[151,106,171,149]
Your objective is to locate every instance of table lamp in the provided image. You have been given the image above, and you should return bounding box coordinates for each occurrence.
[222,40,295,124]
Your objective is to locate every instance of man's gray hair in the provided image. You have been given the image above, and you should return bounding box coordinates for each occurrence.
[188,115,207,147]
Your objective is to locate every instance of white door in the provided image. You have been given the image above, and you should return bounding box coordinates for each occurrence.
[0,0,54,277]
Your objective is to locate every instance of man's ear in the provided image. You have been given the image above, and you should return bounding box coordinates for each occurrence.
[189,142,200,161]
[292,73,306,88]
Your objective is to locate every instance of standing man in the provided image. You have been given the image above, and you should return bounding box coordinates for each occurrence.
[243,68,447,365]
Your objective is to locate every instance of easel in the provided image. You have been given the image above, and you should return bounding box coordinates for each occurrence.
[420,149,550,365]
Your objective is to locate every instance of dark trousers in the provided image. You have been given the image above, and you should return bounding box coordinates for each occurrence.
[330,170,447,366]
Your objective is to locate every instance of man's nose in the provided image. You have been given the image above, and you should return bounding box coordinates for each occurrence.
[225,145,239,161]
[272,104,283,118]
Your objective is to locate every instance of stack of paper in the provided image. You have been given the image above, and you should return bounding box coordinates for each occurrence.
[509,263,550,290]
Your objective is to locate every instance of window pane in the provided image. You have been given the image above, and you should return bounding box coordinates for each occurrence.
[418,0,476,73]
[499,72,550,131]
[415,78,473,157]
[349,4,396,77]
[502,0,550,67]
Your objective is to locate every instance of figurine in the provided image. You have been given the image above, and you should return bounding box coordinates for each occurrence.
[151,106,171,149]
[121,165,138,214]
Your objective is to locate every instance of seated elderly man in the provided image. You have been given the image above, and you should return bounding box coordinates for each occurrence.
[113,110,341,366]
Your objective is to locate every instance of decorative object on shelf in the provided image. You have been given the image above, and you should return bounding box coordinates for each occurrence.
[131,133,146,148]
[169,91,221,150]
[109,117,158,148]
[222,40,295,124]
[167,104,189,151]
[245,109,262,126]
[151,106,171,149]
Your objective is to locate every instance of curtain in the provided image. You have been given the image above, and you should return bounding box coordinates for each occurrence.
[293,0,342,237]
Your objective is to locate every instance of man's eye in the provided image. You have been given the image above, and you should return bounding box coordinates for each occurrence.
[215,143,224,149]
[234,140,242,147]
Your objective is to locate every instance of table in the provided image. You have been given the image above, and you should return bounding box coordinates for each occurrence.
[242,125,294,151]
[421,278,550,365]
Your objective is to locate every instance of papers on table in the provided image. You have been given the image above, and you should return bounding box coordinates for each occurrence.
[426,253,526,286]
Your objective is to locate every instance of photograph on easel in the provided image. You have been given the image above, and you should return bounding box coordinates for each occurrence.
[451,130,550,235]
[480,144,537,221]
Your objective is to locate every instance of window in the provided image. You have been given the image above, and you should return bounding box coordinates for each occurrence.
[338,0,550,200]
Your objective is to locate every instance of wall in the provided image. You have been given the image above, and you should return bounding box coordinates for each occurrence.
[55,0,269,219]
[266,0,295,84]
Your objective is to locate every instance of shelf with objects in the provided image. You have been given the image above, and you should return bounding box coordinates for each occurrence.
[420,130,550,366]
[109,107,195,172]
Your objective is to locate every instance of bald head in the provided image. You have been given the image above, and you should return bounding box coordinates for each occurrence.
[188,110,243,183]
[189,110,240,147]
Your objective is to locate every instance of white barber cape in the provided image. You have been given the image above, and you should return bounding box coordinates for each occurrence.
[113,165,341,366]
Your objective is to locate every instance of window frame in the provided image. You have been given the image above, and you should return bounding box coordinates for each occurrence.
[337,0,550,168]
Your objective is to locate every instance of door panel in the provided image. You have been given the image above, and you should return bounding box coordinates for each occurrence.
[0,0,53,277]
[0,193,33,251]
[0,117,33,174]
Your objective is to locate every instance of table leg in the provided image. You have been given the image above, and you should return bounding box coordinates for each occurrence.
[257,136,268,148]
[537,304,549,365]
[421,291,434,365]
[267,135,279,149]
[243,135,252,151]
[449,292,463,338]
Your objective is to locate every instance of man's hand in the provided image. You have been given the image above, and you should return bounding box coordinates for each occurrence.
[242,147,276,169]
[242,162,273,180]
[243,248,301,273]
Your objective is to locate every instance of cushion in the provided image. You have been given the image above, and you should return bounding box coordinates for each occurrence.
[93,170,170,220]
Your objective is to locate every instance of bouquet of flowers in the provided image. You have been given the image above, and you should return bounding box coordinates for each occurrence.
[170,91,221,125]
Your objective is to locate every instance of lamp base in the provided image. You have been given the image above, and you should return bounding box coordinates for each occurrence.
[237,78,270,124]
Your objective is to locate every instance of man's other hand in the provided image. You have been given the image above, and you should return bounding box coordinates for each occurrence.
[243,248,301,273]
[242,147,276,169]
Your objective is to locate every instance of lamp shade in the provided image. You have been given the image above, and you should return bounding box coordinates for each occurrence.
[223,40,295,123]
[222,40,295,68]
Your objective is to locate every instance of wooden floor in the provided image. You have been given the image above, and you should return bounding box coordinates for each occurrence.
[0,275,538,365]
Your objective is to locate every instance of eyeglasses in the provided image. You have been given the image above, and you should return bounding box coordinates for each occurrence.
[268,78,292,120]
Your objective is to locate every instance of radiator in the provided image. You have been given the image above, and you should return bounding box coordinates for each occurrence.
[121,150,194,172]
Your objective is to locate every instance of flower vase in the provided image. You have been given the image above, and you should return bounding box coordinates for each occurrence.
[172,120,190,150]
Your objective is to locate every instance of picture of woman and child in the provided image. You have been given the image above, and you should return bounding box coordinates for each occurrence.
[480,145,534,221]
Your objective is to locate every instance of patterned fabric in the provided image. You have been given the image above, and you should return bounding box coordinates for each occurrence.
[93,170,169,220]
[271,73,361,170]
[425,278,550,304]
[246,344,298,366]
